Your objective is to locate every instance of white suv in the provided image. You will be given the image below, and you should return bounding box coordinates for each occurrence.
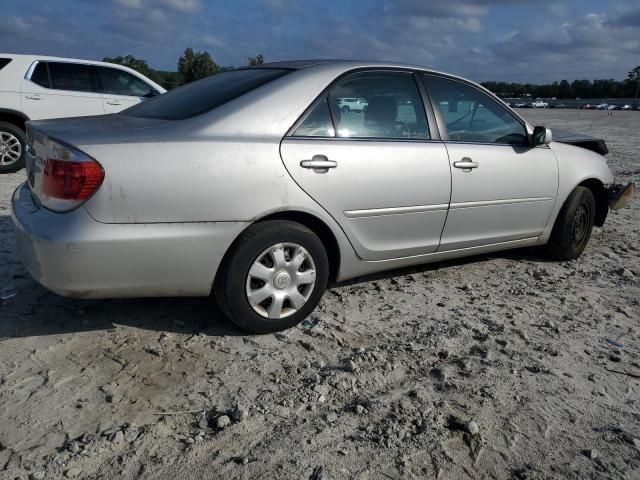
[0,54,165,172]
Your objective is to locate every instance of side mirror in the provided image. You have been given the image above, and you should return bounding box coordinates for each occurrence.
[532,126,552,146]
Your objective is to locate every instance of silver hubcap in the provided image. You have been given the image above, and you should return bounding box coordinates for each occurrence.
[245,242,316,319]
[0,131,22,166]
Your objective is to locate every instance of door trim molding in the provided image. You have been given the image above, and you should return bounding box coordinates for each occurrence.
[344,203,449,218]
[450,197,553,210]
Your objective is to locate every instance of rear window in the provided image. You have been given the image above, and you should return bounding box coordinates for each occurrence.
[124,68,290,120]
[0,58,11,70]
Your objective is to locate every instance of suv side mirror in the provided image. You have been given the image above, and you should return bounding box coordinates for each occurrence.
[532,126,552,146]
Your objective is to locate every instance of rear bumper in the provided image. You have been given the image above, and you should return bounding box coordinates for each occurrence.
[11,182,247,298]
[608,182,635,210]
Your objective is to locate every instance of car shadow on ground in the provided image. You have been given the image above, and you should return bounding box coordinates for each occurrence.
[1,244,552,341]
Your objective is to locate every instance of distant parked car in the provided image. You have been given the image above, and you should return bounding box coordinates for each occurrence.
[607,105,620,111]
[550,103,568,109]
[513,102,528,108]
[621,105,632,110]
[0,53,165,172]
[532,100,548,108]
[597,104,609,110]
[12,59,635,333]
[337,97,368,114]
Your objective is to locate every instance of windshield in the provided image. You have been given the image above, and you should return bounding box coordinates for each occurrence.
[124,68,291,120]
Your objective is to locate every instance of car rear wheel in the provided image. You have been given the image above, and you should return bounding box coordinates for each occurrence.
[0,122,26,173]
[215,220,329,333]
[342,106,350,114]
[547,186,595,261]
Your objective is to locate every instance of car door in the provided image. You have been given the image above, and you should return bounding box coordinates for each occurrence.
[423,74,558,251]
[280,70,451,261]
[98,66,156,113]
[20,61,104,120]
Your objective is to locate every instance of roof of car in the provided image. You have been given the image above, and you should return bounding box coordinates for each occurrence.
[252,59,437,72]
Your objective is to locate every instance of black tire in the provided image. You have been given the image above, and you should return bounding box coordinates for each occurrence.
[547,186,596,261]
[215,220,329,334]
[342,106,350,114]
[0,122,26,173]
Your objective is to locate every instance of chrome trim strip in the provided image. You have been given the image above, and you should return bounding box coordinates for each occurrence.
[450,197,553,209]
[344,203,449,218]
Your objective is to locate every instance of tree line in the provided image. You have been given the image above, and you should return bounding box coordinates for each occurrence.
[482,66,640,99]
[103,49,264,90]
[105,50,640,101]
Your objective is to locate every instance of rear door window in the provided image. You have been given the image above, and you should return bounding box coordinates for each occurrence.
[293,98,335,137]
[99,67,153,97]
[48,62,100,93]
[30,62,51,88]
[327,71,429,140]
[0,58,12,70]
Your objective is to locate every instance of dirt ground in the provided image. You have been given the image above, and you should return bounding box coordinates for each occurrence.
[0,109,639,480]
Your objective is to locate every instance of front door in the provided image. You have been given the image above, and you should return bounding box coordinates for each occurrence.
[281,71,451,261]
[423,75,558,251]
[98,66,155,114]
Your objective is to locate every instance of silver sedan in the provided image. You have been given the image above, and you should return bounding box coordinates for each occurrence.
[12,60,634,333]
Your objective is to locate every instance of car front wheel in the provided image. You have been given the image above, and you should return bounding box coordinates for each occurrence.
[342,106,350,114]
[215,220,329,333]
[547,186,595,260]
[0,122,26,173]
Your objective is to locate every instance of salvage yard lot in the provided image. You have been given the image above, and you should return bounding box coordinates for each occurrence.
[0,109,639,479]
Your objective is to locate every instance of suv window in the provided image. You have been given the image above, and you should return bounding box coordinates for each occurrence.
[48,62,100,93]
[293,98,335,137]
[30,62,50,88]
[99,67,153,97]
[424,75,527,145]
[328,72,429,140]
[125,68,290,120]
[0,58,11,70]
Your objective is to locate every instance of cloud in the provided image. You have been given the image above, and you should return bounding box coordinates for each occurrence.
[112,0,202,13]
[202,34,224,47]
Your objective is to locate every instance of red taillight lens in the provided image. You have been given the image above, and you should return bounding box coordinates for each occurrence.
[39,140,104,212]
[42,158,104,200]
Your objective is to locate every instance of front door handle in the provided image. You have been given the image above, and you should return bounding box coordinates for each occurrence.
[106,100,122,106]
[24,95,42,100]
[300,155,337,173]
[453,157,479,171]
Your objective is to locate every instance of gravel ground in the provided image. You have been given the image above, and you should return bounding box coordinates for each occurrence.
[0,109,639,480]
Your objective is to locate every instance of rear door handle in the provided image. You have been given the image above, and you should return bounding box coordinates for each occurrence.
[300,155,337,172]
[24,94,42,100]
[106,100,122,106]
[453,157,479,170]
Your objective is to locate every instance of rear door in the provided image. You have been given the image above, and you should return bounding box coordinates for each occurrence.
[281,70,451,261]
[423,74,558,251]
[21,61,104,120]
[98,66,156,113]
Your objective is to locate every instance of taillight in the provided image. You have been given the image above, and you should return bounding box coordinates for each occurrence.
[40,140,104,212]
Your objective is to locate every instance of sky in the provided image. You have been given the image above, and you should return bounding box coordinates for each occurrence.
[1,0,639,83]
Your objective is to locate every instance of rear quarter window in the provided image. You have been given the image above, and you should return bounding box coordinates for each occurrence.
[0,58,12,70]
[124,68,290,120]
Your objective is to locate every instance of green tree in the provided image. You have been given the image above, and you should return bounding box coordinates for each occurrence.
[103,55,157,81]
[178,48,219,83]
[628,66,640,104]
[247,54,264,66]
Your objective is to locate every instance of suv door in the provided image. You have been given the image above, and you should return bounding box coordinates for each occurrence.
[423,75,558,251]
[281,70,451,261]
[21,61,104,120]
[98,66,156,113]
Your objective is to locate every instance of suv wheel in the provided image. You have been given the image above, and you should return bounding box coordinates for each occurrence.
[547,186,595,260]
[342,105,350,114]
[215,220,329,334]
[0,122,26,173]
